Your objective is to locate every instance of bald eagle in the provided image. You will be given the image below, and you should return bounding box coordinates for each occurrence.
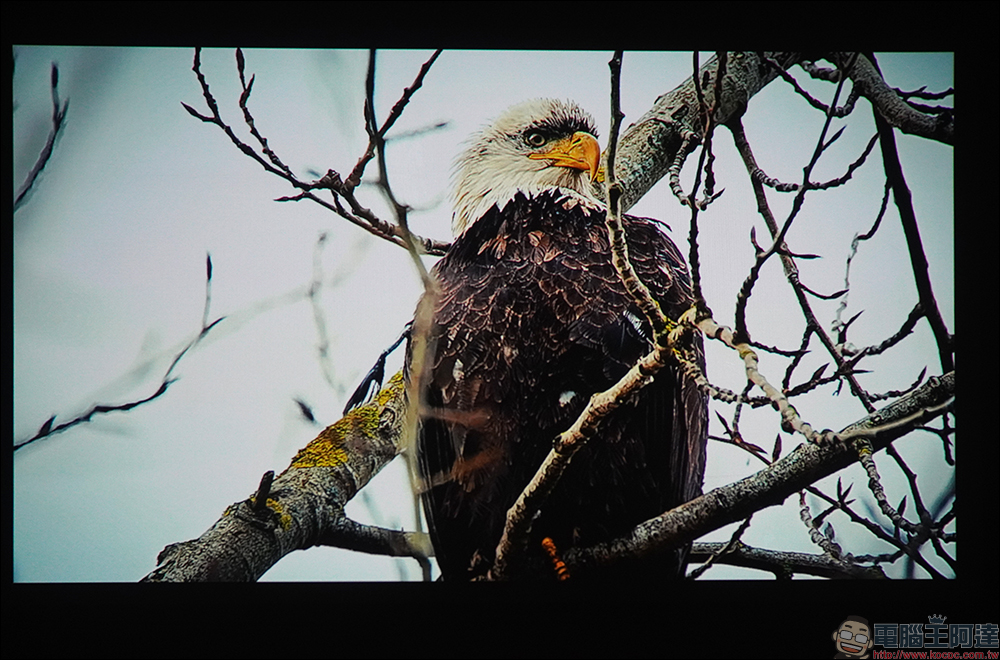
[412,99,707,580]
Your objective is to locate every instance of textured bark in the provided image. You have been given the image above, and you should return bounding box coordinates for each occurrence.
[689,542,887,579]
[846,52,954,145]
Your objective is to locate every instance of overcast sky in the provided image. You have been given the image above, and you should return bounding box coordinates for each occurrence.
[13,49,953,582]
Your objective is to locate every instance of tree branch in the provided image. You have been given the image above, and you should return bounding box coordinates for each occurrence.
[183,48,450,256]
[146,51,953,581]
[15,253,225,450]
[143,372,413,581]
[868,55,954,375]
[689,541,886,579]
[846,53,954,145]
[14,62,70,213]
[563,372,954,576]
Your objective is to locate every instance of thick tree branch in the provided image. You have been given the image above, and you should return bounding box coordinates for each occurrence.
[845,53,954,145]
[143,373,413,581]
[563,372,954,575]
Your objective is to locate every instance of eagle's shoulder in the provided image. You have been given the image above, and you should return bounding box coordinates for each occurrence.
[434,188,692,313]
[440,188,603,263]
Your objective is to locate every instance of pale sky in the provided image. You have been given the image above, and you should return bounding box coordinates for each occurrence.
[13,49,954,581]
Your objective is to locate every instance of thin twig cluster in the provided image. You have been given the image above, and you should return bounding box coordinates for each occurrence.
[693,53,955,578]
[181,48,450,257]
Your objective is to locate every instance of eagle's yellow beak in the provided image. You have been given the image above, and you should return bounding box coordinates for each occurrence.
[528,131,601,182]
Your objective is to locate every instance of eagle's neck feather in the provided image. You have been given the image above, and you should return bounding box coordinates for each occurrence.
[453,181,602,237]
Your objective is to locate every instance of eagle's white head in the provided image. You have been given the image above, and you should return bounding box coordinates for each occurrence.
[451,99,603,236]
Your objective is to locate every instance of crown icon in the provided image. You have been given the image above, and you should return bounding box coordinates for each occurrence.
[928,614,947,625]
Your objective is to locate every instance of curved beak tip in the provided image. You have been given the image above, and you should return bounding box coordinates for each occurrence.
[576,132,601,182]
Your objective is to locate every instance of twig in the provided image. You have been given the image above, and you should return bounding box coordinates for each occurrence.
[687,515,752,579]
[832,181,891,339]
[728,116,876,413]
[15,63,70,212]
[345,49,442,192]
[762,53,859,118]
[15,253,226,450]
[800,491,847,559]
[363,49,440,582]
[252,471,275,514]
[492,340,674,580]
[604,51,668,339]
[732,62,854,348]
[697,316,837,445]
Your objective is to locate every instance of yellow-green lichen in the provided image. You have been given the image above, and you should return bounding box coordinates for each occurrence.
[288,419,352,469]
[376,371,406,406]
[287,371,405,470]
[349,404,381,439]
[265,497,293,530]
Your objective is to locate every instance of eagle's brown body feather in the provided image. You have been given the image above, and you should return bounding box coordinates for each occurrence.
[415,189,707,580]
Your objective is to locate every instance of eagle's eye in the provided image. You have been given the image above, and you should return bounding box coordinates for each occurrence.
[525,131,547,147]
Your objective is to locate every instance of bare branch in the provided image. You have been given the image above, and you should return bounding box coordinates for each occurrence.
[687,515,752,579]
[869,57,954,374]
[184,48,450,256]
[15,254,225,450]
[364,49,439,581]
[810,133,879,191]
[143,51,953,582]
[15,62,70,212]
[614,52,805,212]
[731,62,854,350]
[491,340,674,580]
[697,316,837,446]
[493,53,681,579]
[689,541,886,579]
[728,117,877,412]
[800,491,848,559]
[603,51,669,339]
[346,49,442,191]
[762,53,860,118]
